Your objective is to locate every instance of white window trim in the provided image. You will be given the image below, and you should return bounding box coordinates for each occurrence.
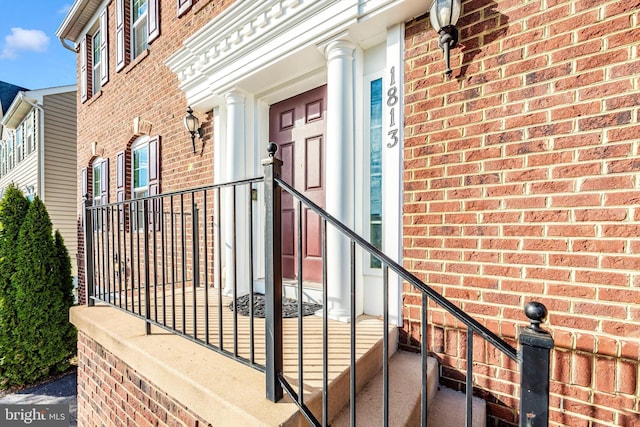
[131,136,150,199]
[131,0,149,60]
[92,157,105,206]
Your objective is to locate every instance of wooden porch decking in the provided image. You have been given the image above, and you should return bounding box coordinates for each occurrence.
[99,284,387,393]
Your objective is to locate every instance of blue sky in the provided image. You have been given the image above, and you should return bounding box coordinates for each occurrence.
[0,1,76,90]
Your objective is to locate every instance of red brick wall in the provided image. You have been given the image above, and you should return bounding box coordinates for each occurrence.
[403,1,640,426]
[77,332,209,426]
[76,0,231,305]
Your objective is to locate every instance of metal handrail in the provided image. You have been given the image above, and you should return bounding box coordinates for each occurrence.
[84,176,265,212]
[275,177,518,361]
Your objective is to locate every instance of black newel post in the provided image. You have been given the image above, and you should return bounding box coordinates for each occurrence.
[263,143,283,402]
[519,302,554,427]
[83,194,95,307]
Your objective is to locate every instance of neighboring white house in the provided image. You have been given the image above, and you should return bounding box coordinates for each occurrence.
[0,84,78,277]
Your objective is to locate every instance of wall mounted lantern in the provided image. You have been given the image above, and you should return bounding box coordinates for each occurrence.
[183,106,203,153]
[430,0,462,77]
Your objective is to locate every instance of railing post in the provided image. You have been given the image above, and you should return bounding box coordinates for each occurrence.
[143,199,151,335]
[83,195,95,307]
[519,302,554,427]
[263,142,283,402]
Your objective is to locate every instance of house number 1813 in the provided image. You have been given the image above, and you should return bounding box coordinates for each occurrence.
[387,66,399,148]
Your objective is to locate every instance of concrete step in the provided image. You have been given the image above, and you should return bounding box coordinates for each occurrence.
[332,351,439,427]
[282,325,400,426]
[427,386,486,427]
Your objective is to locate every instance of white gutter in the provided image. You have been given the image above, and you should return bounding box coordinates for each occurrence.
[59,37,78,53]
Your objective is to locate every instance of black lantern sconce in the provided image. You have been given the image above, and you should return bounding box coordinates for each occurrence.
[184,106,203,153]
[430,0,462,77]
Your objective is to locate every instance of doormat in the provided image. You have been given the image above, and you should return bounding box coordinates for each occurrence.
[229,293,322,318]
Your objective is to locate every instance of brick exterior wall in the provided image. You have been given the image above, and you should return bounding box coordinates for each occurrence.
[403,1,640,426]
[76,0,229,305]
[77,332,210,426]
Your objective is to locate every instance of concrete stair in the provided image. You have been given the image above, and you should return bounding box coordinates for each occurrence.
[427,386,486,427]
[330,349,486,427]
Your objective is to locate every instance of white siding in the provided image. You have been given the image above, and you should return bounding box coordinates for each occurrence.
[0,151,38,197]
[42,91,78,275]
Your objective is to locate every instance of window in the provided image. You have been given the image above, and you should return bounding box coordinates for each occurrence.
[8,136,14,169]
[368,78,383,269]
[88,158,109,230]
[116,0,159,70]
[132,0,148,59]
[125,136,160,230]
[132,142,149,200]
[15,125,22,163]
[81,9,108,102]
[92,30,102,94]
[132,140,149,230]
[25,114,34,155]
[0,143,5,177]
[93,159,103,206]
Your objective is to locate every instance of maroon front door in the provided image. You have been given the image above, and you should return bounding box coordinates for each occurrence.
[269,85,327,282]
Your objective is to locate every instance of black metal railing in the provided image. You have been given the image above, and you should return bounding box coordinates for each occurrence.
[83,177,265,370]
[262,145,553,427]
[83,146,553,427]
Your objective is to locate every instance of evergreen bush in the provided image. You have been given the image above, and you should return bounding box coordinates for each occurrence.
[0,184,30,387]
[4,197,76,386]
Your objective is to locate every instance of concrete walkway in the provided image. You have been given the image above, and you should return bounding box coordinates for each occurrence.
[0,370,77,426]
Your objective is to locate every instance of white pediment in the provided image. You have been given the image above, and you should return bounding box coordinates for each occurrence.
[166,0,427,110]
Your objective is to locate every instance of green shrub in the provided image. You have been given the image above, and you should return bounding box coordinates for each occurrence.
[2,197,76,386]
[0,184,30,386]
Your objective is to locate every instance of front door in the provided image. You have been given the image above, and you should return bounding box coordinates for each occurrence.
[269,85,327,282]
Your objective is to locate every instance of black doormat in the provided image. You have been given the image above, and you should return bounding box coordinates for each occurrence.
[229,293,322,318]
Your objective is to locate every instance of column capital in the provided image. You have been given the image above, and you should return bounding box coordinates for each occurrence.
[324,39,357,62]
[224,90,246,105]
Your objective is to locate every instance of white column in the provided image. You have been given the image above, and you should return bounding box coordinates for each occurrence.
[325,40,356,320]
[223,91,250,296]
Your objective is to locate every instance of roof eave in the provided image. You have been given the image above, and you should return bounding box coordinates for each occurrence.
[56,0,104,43]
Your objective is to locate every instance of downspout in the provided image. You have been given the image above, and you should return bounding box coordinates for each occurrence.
[19,94,45,200]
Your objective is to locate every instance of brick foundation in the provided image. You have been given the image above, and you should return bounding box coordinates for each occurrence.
[77,332,209,426]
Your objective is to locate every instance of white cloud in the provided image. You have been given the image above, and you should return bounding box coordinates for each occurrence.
[1,28,50,60]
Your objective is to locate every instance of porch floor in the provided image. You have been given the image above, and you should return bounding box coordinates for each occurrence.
[99,284,388,392]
